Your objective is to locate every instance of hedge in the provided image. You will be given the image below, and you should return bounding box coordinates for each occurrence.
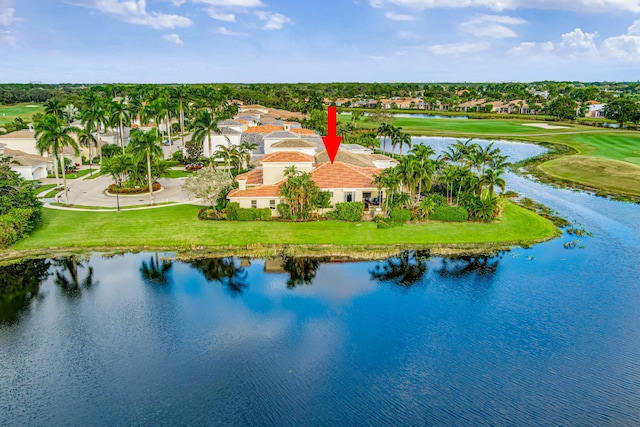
[431,205,468,222]
[333,202,365,222]
[390,208,411,223]
[226,202,271,221]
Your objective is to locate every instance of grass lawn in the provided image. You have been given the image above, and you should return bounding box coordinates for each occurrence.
[44,188,61,198]
[539,156,640,196]
[0,103,44,126]
[5,202,557,256]
[166,169,196,179]
[35,183,57,195]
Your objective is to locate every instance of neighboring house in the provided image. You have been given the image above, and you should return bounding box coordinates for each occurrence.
[218,119,247,134]
[263,131,303,154]
[0,129,40,156]
[270,139,317,157]
[239,104,269,115]
[201,126,242,157]
[585,101,606,118]
[1,145,49,180]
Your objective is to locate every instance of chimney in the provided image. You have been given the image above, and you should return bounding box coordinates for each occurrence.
[284,123,290,132]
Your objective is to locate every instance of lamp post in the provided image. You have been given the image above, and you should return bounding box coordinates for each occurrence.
[115,176,121,212]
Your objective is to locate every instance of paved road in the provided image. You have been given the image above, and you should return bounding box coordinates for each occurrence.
[40,165,203,209]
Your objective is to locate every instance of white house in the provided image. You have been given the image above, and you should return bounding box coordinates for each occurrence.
[200,127,243,157]
[1,145,49,180]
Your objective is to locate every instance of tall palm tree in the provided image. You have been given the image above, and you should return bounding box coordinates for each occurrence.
[77,124,97,175]
[192,110,222,158]
[170,86,189,148]
[80,90,107,165]
[35,114,80,206]
[377,122,392,154]
[129,128,163,205]
[63,104,79,124]
[238,141,258,169]
[397,131,412,157]
[108,99,131,153]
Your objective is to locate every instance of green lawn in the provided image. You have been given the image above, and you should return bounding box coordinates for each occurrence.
[0,103,44,126]
[5,202,557,256]
[35,183,57,195]
[166,169,196,179]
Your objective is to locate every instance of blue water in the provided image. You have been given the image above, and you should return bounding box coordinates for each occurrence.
[1,142,640,425]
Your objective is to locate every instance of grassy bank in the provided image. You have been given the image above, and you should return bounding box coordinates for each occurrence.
[2,202,558,261]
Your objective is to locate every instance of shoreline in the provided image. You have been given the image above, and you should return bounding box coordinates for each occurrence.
[0,236,559,266]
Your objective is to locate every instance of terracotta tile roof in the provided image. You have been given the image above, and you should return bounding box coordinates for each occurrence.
[261,152,315,163]
[228,185,281,198]
[290,128,317,136]
[315,149,382,168]
[244,124,284,134]
[311,162,381,189]
[237,119,249,124]
[271,139,317,148]
[0,130,36,139]
[235,169,263,185]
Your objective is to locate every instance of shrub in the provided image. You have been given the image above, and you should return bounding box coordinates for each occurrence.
[431,205,468,222]
[226,202,240,220]
[236,208,271,221]
[333,202,364,222]
[171,150,184,163]
[107,182,161,194]
[277,203,291,220]
[390,208,411,224]
[0,208,36,248]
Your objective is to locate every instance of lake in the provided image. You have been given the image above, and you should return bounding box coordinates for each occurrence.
[1,139,639,426]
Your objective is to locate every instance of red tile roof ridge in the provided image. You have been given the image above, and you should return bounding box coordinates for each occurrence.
[261,152,315,163]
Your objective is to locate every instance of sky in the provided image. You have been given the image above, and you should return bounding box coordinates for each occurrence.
[1,0,640,83]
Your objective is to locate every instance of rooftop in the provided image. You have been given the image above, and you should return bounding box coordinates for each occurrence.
[0,129,36,139]
[228,184,281,198]
[311,162,381,189]
[235,169,263,185]
[271,139,317,148]
[244,124,284,134]
[261,152,315,163]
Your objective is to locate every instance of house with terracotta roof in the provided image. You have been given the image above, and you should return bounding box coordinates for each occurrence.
[200,126,242,158]
[227,147,387,217]
[585,101,606,118]
[0,128,85,165]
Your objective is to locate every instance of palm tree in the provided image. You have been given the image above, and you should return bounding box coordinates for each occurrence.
[192,110,222,158]
[481,169,506,198]
[170,86,189,148]
[128,128,163,205]
[35,114,80,206]
[419,197,436,220]
[238,141,258,169]
[77,124,97,175]
[377,122,392,154]
[108,99,131,153]
[80,90,107,165]
[44,99,63,118]
[214,145,237,173]
[63,104,79,124]
[396,131,412,156]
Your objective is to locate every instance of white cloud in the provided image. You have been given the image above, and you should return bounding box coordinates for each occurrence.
[426,41,490,55]
[558,28,598,54]
[163,33,184,45]
[0,0,15,27]
[368,0,640,13]
[509,41,554,55]
[385,11,415,20]
[213,26,248,36]
[256,11,293,30]
[600,20,640,61]
[196,0,264,6]
[69,0,192,29]
[206,7,235,22]
[460,14,526,38]
[628,19,640,36]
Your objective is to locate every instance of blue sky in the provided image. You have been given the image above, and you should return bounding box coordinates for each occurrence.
[1,0,640,83]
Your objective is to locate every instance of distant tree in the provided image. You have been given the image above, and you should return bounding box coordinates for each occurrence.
[128,128,163,205]
[604,97,640,127]
[544,96,577,121]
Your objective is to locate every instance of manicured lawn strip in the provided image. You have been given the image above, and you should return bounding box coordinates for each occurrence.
[166,169,196,178]
[8,202,557,253]
[44,189,61,198]
[65,168,95,179]
[35,184,56,194]
[83,170,104,179]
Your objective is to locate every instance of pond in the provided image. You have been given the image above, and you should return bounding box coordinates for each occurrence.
[1,141,640,426]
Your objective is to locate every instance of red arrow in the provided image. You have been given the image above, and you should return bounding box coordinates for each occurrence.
[322,106,342,164]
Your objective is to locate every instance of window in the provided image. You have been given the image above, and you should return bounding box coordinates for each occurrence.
[329,191,334,198]
[251,200,257,209]
[344,191,355,202]
[270,200,276,210]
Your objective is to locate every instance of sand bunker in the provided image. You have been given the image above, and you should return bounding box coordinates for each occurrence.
[522,123,569,130]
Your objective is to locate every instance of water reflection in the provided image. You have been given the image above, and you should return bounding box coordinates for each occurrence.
[369,250,430,287]
[187,257,249,295]
[53,255,96,297]
[435,254,502,278]
[139,253,173,285]
[282,256,322,288]
[0,258,50,324]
